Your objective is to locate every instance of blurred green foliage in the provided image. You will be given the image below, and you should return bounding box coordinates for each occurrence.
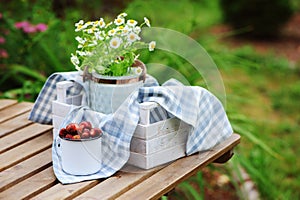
[220,0,294,38]
[0,0,300,199]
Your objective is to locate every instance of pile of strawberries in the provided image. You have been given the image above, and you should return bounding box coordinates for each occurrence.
[59,121,102,140]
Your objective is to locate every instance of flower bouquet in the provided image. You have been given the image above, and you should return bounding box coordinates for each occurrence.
[69,12,156,114]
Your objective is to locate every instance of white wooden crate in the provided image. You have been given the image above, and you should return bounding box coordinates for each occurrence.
[52,81,191,169]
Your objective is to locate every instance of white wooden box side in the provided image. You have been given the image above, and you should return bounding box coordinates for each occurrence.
[133,117,190,140]
[127,143,186,169]
[130,127,190,154]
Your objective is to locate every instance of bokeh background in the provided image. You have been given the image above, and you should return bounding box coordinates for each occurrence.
[1,0,300,199]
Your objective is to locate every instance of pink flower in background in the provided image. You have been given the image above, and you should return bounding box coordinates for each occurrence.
[23,24,37,33]
[35,23,48,32]
[0,36,5,44]
[15,21,48,34]
[0,13,2,19]
[0,49,8,58]
[15,21,30,29]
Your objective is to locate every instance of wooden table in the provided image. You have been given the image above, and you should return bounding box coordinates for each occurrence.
[0,99,240,200]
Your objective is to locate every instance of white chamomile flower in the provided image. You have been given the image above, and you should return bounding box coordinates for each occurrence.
[85,21,93,27]
[144,17,151,27]
[94,31,104,41]
[108,29,116,36]
[114,17,125,25]
[76,50,86,56]
[75,20,85,32]
[71,54,80,66]
[121,25,130,36]
[75,20,84,27]
[133,26,141,34]
[149,41,156,51]
[127,19,137,27]
[127,32,140,43]
[110,37,122,49]
[98,18,106,28]
[87,28,94,34]
[118,12,127,18]
[75,36,86,44]
[134,66,143,75]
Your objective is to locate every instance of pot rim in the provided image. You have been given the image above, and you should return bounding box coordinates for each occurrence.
[82,59,147,84]
[59,135,102,142]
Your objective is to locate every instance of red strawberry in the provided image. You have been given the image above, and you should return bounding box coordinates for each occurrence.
[59,128,68,138]
[81,129,90,139]
[66,123,79,135]
[79,121,92,130]
[90,128,102,138]
[65,134,73,139]
[77,124,85,134]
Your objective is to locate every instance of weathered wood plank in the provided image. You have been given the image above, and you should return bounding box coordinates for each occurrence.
[0,99,17,110]
[0,123,52,153]
[0,111,33,138]
[31,180,99,200]
[0,101,33,123]
[74,167,161,200]
[0,131,52,172]
[0,167,57,200]
[0,148,52,192]
[116,134,240,200]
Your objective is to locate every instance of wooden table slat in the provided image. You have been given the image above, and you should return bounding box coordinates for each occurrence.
[0,111,34,138]
[0,167,57,200]
[0,99,17,110]
[31,180,99,200]
[74,167,161,200]
[116,134,240,200]
[0,132,52,172]
[0,148,52,192]
[0,123,52,154]
[0,101,33,123]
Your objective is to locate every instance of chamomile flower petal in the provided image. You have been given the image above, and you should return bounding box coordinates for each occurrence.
[110,37,122,49]
[75,36,86,44]
[127,19,137,27]
[98,18,106,28]
[127,32,140,43]
[133,26,141,34]
[149,41,156,51]
[108,29,116,36]
[114,17,125,25]
[118,12,127,18]
[134,66,143,75]
[75,20,84,27]
[71,53,80,66]
[144,17,151,27]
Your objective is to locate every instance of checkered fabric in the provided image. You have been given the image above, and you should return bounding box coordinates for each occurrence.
[29,72,233,184]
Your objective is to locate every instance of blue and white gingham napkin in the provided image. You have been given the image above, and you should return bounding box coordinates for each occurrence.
[29,72,233,184]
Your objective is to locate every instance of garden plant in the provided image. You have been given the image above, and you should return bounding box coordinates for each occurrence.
[1,0,299,199]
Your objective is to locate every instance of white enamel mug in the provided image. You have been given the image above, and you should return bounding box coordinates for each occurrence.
[58,137,102,175]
